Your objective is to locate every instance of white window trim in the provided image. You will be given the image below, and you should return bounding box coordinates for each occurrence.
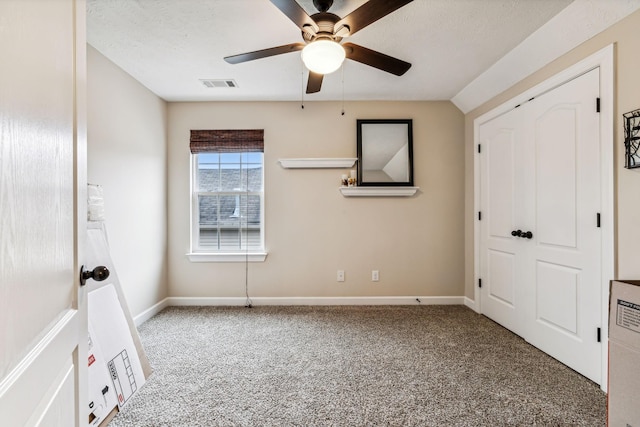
[188,153,267,262]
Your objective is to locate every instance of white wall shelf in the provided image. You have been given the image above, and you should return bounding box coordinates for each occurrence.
[278,158,357,169]
[339,187,419,197]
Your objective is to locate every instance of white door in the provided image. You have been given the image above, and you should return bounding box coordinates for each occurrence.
[479,69,602,383]
[522,69,602,383]
[0,0,87,425]
[479,106,527,337]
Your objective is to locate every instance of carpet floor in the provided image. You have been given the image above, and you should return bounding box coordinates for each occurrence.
[110,305,606,426]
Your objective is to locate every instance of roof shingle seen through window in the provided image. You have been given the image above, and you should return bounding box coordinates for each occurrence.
[198,168,262,227]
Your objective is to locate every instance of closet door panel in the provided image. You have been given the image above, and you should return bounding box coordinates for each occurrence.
[526,68,602,384]
[536,107,578,249]
[535,261,579,335]
[479,107,526,336]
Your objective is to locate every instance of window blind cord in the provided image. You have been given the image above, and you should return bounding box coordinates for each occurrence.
[244,153,252,309]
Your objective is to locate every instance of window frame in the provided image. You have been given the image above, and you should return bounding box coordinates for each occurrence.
[187,151,267,263]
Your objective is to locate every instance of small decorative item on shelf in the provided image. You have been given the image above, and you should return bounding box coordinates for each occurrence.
[341,174,348,187]
[348,170,357,187]
[624,108,640,169]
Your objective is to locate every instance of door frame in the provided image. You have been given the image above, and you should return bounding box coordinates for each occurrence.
[472,44,614,391]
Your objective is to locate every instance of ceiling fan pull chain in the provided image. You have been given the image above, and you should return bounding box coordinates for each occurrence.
[341,62,345,116]
[301,60,305,109]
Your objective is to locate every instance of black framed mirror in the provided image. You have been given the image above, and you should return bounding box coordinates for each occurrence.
[357,119,413,186]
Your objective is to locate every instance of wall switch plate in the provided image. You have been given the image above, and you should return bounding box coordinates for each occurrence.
[337,270,345,282]
[372,270,379,281]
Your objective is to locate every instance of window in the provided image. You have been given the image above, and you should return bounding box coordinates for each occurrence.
[189,129,266,262]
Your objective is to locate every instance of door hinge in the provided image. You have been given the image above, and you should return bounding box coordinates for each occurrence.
[478,278,482,288]
[597,213,601,228]
[478,211,482,221]
[477,144,481,153]
[597,327,601,342]
[596,97,601,113]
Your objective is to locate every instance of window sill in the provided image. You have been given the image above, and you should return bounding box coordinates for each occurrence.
[186,252,268,263]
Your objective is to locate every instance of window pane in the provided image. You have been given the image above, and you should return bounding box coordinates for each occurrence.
[240,228,261,249]
[198,163,219,191]
[198,153,219,164]
[238,194,261,249]
[197,154,220,191]
[220,153,241,163]
[218,195,240,223]
[246,194,261,226]
[218,194,241,249]
[220,165,241,191]
[242,164,263,192]
[242,152,262,163]
[219,228,241,250]
[198,195,219,248]
[198,195,245,249]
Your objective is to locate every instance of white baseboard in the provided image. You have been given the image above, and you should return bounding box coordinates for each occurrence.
[133,296,468,325]
[133,297,170,327]
[464,297,479,313]
[166,296,465,306]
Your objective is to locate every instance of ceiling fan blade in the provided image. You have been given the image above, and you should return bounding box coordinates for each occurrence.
[306,71,324,94]
[335,0,413,36]
[224,43,306,64]
[270,0,319,32]
[343,43,411,76]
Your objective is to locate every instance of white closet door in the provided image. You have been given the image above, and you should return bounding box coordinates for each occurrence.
[522,68,602,383]
[479,107,527,337]
[479,68,602,383]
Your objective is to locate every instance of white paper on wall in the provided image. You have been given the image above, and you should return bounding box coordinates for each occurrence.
[87,184,105,222]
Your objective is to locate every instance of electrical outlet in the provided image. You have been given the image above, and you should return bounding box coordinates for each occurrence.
[337,270,345,282]
[372,270,379,282]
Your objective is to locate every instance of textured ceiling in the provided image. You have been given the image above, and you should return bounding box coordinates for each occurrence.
[87,0,574,102]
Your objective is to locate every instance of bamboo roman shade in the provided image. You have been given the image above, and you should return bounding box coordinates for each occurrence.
[189,129,264,153]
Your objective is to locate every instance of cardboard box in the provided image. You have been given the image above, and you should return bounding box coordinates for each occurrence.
[608,280,640,426]
[86,223,152,426]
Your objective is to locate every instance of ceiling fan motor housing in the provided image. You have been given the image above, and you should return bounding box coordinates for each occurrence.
[312,0,334,13]
[302,12,344,42]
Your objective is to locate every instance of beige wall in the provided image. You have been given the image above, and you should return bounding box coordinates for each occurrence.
[168,101,465,298]
[464,9,640,299]
[87,46,169,316]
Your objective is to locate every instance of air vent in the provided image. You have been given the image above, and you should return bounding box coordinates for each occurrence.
[200,79,238,88]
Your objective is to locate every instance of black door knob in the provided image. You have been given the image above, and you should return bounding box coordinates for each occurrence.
[522,231,533,239]
[511,230,522,237]
[80,265,110,286]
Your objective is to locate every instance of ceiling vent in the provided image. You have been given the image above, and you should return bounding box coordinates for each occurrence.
[200,79,238,88]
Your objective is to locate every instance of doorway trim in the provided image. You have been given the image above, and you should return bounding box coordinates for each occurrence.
[472,44,614,391]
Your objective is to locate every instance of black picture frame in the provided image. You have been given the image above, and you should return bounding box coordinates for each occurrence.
[356,119,414,186]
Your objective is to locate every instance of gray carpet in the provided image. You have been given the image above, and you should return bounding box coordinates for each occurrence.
[110,305,606,426]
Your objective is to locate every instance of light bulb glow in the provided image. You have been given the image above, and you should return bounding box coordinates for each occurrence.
[301,40,346,74]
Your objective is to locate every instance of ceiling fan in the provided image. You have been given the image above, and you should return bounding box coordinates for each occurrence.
[224,0,413,94]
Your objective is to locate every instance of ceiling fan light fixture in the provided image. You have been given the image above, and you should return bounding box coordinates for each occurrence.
[301,39,345,75]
